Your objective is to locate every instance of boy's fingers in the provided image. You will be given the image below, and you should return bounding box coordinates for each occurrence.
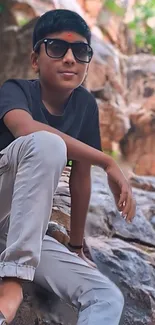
[118,188,128,207]
[122,194,131,216]
[126,198,136,223]
[118,184,136,223]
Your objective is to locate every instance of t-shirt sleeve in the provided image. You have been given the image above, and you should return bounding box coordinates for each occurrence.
[0,79,31,120]
[80,97,102,151]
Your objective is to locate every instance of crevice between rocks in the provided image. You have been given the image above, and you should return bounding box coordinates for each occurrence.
[112,232,155,249]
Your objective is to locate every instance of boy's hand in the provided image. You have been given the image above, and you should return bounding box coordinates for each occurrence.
[106,163,136,223]
[68,245,96,268]
[78,249,96,268]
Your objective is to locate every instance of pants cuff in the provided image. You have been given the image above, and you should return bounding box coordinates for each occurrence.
[0,263,35,281]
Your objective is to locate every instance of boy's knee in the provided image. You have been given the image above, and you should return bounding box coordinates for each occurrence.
[33,131,66,158]
[80,273,124,316]
[21,131,67,168]
[98,278,124,312]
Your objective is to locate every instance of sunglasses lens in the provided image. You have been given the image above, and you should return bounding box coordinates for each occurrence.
[72,43,92,63]
[45,39,93,63]
[46,40,67,58]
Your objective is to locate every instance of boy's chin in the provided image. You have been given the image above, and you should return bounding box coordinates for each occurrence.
[58,81,80,91]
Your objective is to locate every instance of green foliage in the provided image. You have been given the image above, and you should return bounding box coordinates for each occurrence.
[18,17,30,27]
[128,0,155,54]
[102,0,155,53]
[0,4,5,13]
[103,149,119,160]
[104,0,125,16]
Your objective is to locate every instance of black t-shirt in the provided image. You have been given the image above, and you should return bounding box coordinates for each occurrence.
[0,79,101,157]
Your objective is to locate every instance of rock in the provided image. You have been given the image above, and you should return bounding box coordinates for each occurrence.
[86,168,155,247]
[98,10,134,55]
[85,35,123,91]
[97,93,129,151]
[78,0,103,25]
[0,16,37,85]
[119,55,155,176]
[46,221,70,245]
[120,108,155,176]
[11,0,103,38]
[125,55,155,105]
[11,282,77,325]
[130,174,155,192]
[86,168,155,325]
[84,35,130,151]
[87,236,155,325]
[52,167,155,248]
[131,187,155,230]
[11,0,55,19]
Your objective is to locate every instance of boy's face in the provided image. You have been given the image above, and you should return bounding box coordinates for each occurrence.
[32,31,90,91]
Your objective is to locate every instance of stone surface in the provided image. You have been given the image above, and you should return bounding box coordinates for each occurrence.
[98,9,134,55]
[84,35,130,151]
[130,174,155,192]
[97,94,129,151]
[131,187,155,231]
[85,168,155,247]
[120,55,155,176]
[88,236,155,325]
[11,282,77,325]
[0,14,36,85]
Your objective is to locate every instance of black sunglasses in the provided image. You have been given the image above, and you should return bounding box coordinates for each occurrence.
[34,38,93,63]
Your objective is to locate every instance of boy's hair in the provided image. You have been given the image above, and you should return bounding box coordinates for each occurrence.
[33,9,91,50]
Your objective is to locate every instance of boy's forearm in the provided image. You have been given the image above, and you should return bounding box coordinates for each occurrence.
[69,162,91,246]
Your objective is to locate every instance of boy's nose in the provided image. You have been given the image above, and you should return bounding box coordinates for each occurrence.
[62,48,76,64]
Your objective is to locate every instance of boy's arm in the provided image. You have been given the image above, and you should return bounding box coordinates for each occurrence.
[4,109,136,222]
[69,161,91,248]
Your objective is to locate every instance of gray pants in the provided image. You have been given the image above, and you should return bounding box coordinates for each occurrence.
[0,131,124,325]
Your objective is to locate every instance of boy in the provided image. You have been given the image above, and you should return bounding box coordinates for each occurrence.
[0,9,135,325]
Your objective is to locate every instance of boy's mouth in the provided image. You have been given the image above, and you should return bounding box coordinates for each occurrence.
[59,70,77,75]
[59,71,77,80]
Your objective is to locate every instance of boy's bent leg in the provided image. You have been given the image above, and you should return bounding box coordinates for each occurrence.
[0,131,67,281]
[34,235,124,325]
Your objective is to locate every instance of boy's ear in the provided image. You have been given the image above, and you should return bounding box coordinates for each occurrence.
[31,51,39,73]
